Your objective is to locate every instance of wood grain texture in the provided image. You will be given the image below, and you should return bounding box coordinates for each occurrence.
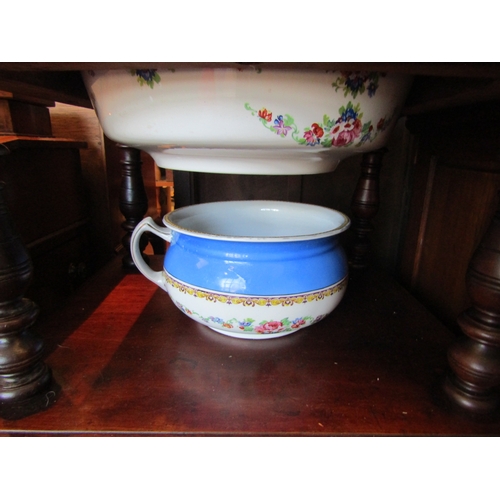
[49,103,115,268]
[400,103,500,330]
[349,149,385,269]
[0,136,93,314]
[1,256,500,435]
[0,98,52,136]
[104,137,158,254]
[445,200,500,413]
[0,183,53,419]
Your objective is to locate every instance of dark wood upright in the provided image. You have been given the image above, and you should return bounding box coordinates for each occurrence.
[0,183,55,419]
[349,149,386,270]
[118,145,149,268]
[400,104,500,417]
[444,198,500,414]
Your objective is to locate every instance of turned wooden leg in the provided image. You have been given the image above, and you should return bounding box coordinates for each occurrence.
[349,149,386,270]
[0,183,56,420]
[444,198,500,415]
[118,145,149,269]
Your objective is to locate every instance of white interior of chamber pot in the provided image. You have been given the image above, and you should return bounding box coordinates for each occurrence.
[166,201,348,238]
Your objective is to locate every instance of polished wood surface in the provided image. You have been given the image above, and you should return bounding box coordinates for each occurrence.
[0,135,91,314]
[0,98,92,416]
[0,183,53,419]
[401,103,500,330]
[49,102,116,270]
[117,145,149,269]
[103,137,159,256]
[445,199,500,413]
[0,92,53,136]
[349,149,385,270]
[1,255,499,435]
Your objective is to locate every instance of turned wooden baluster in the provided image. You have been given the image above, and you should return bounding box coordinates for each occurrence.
[444,197,500,415]
[349,149,386,270]
[0,183,55,419]
[118,145,149,269]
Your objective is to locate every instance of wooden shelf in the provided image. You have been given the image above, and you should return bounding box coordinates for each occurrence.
[1,255,499,436]
[2,63,500,433]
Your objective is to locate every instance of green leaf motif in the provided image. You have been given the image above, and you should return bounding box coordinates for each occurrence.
[361,121,372,134]
[244,102,259,116]
[244,102,394,150]
[283,114,295,127]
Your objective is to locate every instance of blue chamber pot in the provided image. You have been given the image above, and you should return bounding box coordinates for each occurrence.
[165,232,348,295]
[130,200,351,340]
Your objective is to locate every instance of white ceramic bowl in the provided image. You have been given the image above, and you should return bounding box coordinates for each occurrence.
[131,200,350,339]
[83,67,412,175]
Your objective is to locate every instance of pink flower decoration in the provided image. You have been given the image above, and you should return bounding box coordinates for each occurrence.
[255,321,285,334]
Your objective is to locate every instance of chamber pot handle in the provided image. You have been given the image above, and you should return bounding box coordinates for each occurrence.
[130,217,172,290]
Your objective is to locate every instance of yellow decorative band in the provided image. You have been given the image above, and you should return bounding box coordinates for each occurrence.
[164,272,347,307]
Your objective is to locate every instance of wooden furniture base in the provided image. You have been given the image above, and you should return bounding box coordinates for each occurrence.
[444,199,500,414]
[349,149,386,270]
[0,183,55,420]
[2,255,500,434]
[118,145,149,269]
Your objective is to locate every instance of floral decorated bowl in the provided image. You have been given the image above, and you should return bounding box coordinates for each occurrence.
[130,200,350,339]
[83,67,412,175]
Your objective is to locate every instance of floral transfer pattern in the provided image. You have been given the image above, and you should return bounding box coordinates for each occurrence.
[131,69,161,89]
[245,101,393,148]
[331,71,384,98]
[165,273,347,335]
[175,304,327,335]
[165,273,347,307]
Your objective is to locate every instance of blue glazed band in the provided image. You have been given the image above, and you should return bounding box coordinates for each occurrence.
[164,231,348,295]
